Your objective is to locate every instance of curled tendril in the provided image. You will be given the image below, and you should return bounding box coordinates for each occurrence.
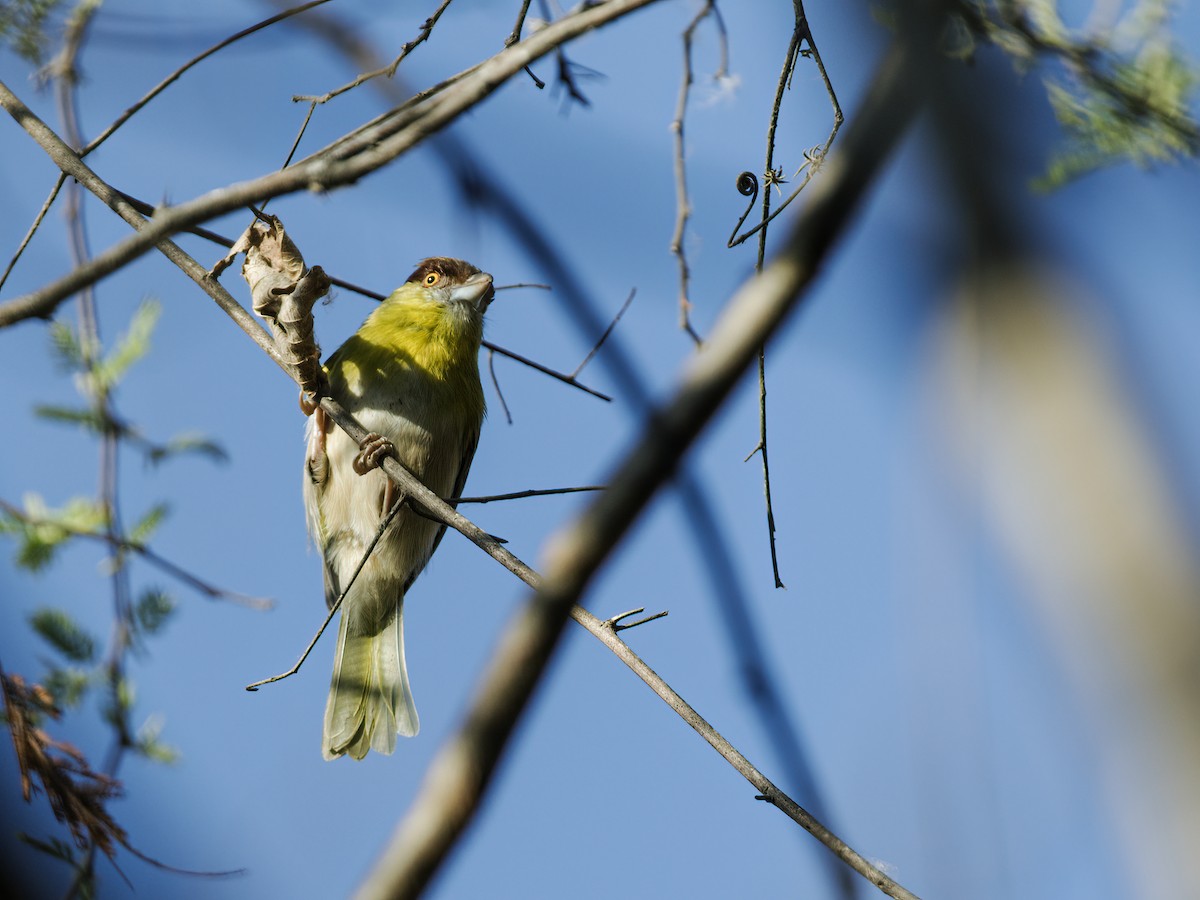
[727,171,760,247]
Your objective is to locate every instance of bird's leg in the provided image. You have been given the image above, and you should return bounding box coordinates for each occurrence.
[306,406,330,486]
[353,432,395,475]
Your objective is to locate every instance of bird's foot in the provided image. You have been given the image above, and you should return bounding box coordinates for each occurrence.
[299,391,319,417]
[353,433,394,475]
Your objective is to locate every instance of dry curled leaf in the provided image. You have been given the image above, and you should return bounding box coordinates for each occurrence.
[217,215,330,400]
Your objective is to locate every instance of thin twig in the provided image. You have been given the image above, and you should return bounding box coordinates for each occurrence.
[570,288,634,379]
[486,348,513,424]
[294,0,456,105]
[486,340,612,401]
[493,281,551,292]
[506,0,534,47]
[83,0,335,158]
[603,606,669,632]
[726,2,842,249]
[450,485,604,504]
[245,499,403,690]
[279,101,318,170]
[0,172,65,294]
[732,1,843,591]
[747,348,785,588]
[669,1,725,345]
[506,0,544,88]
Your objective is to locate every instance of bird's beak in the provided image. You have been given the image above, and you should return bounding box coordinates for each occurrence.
[451,272,494,312]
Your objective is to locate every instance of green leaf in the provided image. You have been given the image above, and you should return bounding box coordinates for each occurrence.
[28,609,97,663]
[94,300,160,391]
[0,0,67,64]
[4,494,95,570]
[32,404,109,434]
[18,833,77,865]
[134,714,180,764]
[129,503,170,544]
[134,589,175,635]
[16,534,58,571]
[43,666,93,709]
[145,431,229,467]
[102,677,136,728]
[47,320,85,370]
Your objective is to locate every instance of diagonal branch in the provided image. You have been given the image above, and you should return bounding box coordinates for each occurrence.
[0,0,666,328]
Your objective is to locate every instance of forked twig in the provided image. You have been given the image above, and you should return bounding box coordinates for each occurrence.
[293,0,456,106]
[603,606,669,632]
[727,1,841,590]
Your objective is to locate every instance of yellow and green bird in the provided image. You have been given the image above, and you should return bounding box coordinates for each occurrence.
[302,257,491,760]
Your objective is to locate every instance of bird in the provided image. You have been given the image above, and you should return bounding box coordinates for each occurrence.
[302,257,491,760]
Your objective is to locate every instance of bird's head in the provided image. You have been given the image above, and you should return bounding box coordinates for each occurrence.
[404,257,494,314]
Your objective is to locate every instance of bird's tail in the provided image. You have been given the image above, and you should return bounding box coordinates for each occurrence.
[322,602,418,760]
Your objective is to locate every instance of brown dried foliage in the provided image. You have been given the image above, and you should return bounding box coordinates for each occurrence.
[1,671,128,859]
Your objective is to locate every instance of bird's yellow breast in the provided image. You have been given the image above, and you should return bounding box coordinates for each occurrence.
[329,284,485,424]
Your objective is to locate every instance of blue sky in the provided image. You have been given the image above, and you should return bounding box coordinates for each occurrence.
[2,2,1199,898]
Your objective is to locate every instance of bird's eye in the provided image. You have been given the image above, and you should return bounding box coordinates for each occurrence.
[424,272,440,286]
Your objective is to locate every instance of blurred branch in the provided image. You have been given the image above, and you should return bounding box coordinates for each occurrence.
[356,40,921,900]
[0,0,666,327]
[48,8,135,891]
[0,79,917,898]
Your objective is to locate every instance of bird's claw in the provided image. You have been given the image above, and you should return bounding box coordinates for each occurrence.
[353,433,394,475]
[299,391,319,417]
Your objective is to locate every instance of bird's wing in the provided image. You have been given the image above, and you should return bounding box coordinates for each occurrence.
[402,425,479,595]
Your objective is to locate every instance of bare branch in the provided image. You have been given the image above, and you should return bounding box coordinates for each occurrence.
[0,0,667,328]
[291,0,456,105]
[485,340,612,402]
[485,347,513,425]
[83,1,336,159]
[729,1,843,591]
[603,606,669,632]
[450,485,604,504]
[245,499,404,690]
[570,288,634,379]
[726,2,842,249]
[0,172,64,294]
[670,1,725,345]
